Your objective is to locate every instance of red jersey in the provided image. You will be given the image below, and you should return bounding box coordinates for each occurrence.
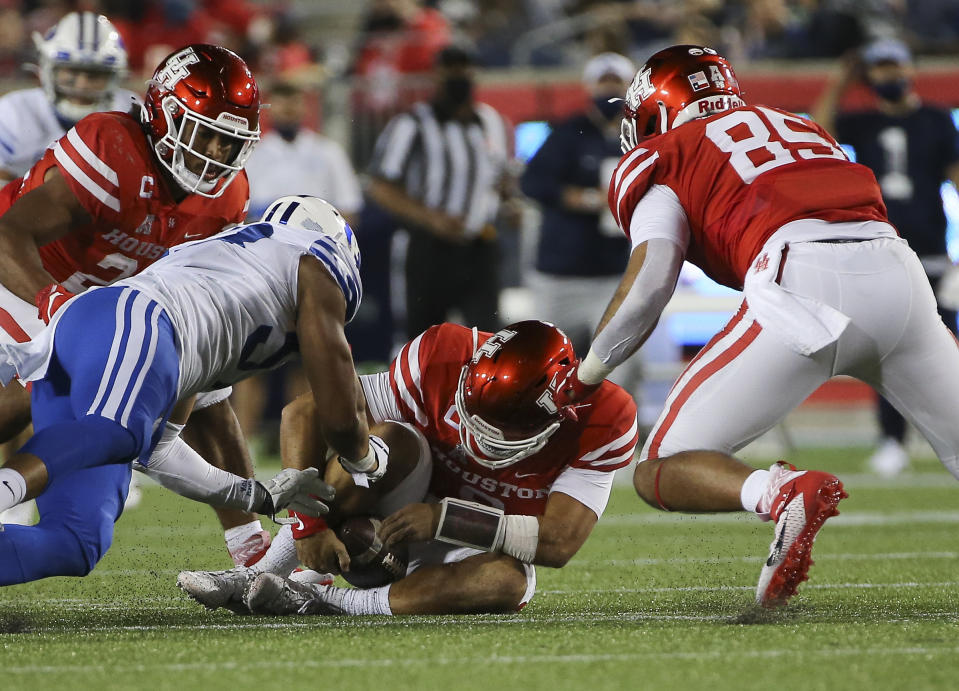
[0,112,249,293]
[609,105,889,289]
[387,323,639,516]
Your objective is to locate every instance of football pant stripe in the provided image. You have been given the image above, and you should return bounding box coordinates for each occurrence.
[88,289,134,416]
[0,306,31,343]
[646,317,762,460]
[99,292,154,420]
[119,300,163,427]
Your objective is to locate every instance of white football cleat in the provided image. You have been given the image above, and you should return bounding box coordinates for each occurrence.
[755,462,846,608]
[244,573,343,616]
[867,438,909,478]
[177,567,255,613]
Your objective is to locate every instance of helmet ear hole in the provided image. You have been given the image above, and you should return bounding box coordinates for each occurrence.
[643,114,658,137]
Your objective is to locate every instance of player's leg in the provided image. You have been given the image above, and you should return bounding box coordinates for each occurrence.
[458,239,501,334]
[0,287,179,514]
[633,302,835,512]
[404,232,451,338]
[246,548,532,616]
[0,460,131,584]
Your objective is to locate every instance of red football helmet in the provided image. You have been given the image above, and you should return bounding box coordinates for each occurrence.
[142,44,260,198]
[620,44,744,152]
[455,321,576,469]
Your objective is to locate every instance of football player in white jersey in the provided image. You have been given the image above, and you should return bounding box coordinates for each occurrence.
[0,11,138,184]
[0,196,382,586]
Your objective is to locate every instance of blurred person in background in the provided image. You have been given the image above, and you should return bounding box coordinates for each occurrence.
[366,45,515,340]
[813,38,959,476]
[0,11,137,185]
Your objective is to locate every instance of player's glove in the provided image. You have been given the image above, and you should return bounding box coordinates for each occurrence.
[550,359,601,421]
[35,283,76,325]
[255,467,335,524]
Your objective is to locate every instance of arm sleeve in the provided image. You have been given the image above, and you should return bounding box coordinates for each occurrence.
[136,421,257,511]
[625,184,691,252]
[367,112,419,182]
[549,466,616,519]
[360,371,407,424]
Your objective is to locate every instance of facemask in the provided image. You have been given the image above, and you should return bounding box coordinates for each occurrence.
[438,76,474,108]
[273,123,299,143]
[593,95,623,120]
[872,78,909,103]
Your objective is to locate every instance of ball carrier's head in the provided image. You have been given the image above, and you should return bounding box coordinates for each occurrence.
[455,320,576,469]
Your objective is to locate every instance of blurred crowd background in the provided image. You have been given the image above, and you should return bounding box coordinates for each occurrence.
[1,0,958,457]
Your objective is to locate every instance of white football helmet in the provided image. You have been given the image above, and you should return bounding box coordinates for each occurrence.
[33,12,128,125]
[260,196,363,322]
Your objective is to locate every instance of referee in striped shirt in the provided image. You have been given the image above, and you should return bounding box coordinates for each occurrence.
[367,45,513,338]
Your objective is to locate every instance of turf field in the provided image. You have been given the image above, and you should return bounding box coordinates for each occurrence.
[1,447,957,691]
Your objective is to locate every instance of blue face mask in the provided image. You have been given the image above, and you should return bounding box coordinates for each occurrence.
[872,78,909,103]
[593,95,623,120]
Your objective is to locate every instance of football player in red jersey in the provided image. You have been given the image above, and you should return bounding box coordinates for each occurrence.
[0,44,271,566]
[177,320,640,616]
[552,45,959,607]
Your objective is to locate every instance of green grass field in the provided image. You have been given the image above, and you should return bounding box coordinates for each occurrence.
[1,447,957,691]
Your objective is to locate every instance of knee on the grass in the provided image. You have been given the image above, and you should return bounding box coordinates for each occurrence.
[35,511,115,577]
[450,555,529,614]
[633,456,664,509]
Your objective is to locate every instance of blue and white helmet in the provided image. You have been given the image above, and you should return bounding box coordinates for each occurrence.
[33,12,128,125]
[260,195,363,323]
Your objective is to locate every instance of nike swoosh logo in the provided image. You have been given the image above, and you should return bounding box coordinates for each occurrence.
[2,480,14,498]
[766,519,789,566]
[184,232,204,239]
[514,472,538,478]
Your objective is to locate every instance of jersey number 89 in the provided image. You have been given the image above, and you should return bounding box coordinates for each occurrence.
[705,107,846,184]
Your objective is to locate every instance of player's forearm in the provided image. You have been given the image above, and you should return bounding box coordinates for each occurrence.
[580,239,681,384]
[0,228,58,302]
[313,373,369,464]
[367,177,438,230]
[181,399,255,480]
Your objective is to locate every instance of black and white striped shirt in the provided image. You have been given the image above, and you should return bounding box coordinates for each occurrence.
[368,101,512,236]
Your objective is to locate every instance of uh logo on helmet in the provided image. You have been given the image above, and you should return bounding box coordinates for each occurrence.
[620,44,746,153]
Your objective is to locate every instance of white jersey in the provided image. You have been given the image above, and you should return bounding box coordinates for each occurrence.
[0,86,139,178]
[121,219,362,399]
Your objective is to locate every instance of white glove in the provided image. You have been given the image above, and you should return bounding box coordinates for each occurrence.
[257,467,335,523]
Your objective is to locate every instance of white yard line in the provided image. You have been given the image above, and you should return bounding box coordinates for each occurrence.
[540,581,959,595]
[7,645,959,675]
[587,550,959,567]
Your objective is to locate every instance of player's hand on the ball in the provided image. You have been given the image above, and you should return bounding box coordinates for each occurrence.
[260,467,335,521]
[380,503,441,547]
[295,529,350,575]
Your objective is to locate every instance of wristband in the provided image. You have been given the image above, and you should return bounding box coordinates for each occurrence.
[289,510,328,539]
[434,497,506,551]
[340,434,389,488]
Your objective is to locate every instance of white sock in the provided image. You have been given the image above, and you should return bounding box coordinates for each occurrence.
[0,468,27,512]
[320,584,393,615]
[224,519,264,552]
[740,469,771,513]
[250,524,299,576]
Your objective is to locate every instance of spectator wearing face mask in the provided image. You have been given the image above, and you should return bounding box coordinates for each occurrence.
[245,81,362,225]
[367,45,515,339]
[813,38,959,477]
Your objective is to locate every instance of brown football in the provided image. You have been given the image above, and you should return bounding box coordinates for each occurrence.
[336,516,409,588]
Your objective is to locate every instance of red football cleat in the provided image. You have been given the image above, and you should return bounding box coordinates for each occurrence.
[755,461,847,608]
